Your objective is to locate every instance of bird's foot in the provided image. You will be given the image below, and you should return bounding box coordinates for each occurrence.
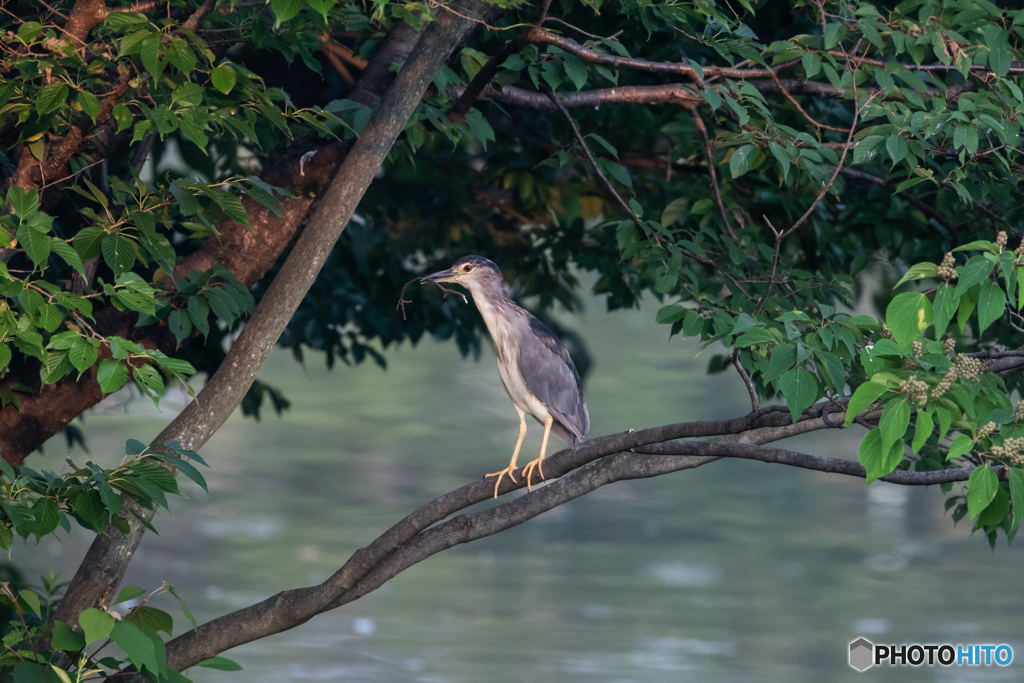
[521,457,546,491]
[484,466,518,499]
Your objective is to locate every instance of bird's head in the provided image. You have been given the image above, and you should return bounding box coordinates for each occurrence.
[421,256,506,299]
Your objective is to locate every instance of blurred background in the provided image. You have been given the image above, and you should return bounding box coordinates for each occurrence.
[15,291,1024,683]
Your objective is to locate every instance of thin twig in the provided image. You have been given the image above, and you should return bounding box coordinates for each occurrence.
[731,350,759,412]
[541,85,645,230]
[687,107,736,239]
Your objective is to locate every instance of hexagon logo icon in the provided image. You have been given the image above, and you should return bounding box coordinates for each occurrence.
[849,638,874,671]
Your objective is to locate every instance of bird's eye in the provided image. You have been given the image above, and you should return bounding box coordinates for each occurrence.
[463,265,473,272]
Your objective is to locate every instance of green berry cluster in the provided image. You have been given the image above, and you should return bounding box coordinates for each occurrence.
[899,377,929,406]
[990,436,1024,466]
[937,252,958,280]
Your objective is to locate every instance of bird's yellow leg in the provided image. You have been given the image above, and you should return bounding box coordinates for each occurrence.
[486,407,527,498]
[522,415,554,491]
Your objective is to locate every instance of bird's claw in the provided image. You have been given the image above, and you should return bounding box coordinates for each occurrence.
[485,466,518,499]
[521,458,545,491]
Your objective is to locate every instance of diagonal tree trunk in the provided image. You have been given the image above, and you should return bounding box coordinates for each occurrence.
[53,0,498,629]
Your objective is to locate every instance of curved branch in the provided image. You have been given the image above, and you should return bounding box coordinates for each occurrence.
[157,409,990,670]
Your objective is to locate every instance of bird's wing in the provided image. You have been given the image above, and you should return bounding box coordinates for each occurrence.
[517,315,589,442]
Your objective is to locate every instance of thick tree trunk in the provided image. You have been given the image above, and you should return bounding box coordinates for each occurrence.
[53,0,496,631]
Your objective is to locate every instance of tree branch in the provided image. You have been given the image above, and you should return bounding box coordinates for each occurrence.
[448,82,699,110]
[153,401,978,670]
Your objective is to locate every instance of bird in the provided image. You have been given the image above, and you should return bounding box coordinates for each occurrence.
[421,256,590,498]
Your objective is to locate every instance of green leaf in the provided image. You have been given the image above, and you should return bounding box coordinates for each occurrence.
[660,197,689,227]
[885,135,908,164]
[168,585,198,634]
[101,232,136,275]
[885,292,932,347]
[211,64,237,94]
[19,589,40,616]
[77,90,101,122]
[977,280,1006,334]
[140,32,163,80]
[32,496,59,536]
[36,82,68,116]
[729,144,756,179]
[160,454,208,493]
[69,340,98,373]
[74,226,106,260]
[844,381,887,427]
[196,656,243,671]
[114,585,146,606]
[951,240,997,253]
[50,238,86,278]
[167,309,192,347]
[945,433,973,461]
[97,359,129,394]
[858,427,904,484]
[764,343,796,384]
[18,221,51,268]
[853,135,884,164]
[655,304,688,325]
[110,619,164,676]
[1009,467,1024,527]
[126,438,147,455]
[127,605,173,635]
[823,22,846,49]
[957,255,994,291]
[966,465,998,520]
[7,187,39,220]
[894,262,938,287]
[734,327,775,346]
[911,410,933,453]
[879,397,911,454]
[932,283,956,339]
[51,620,86,652]
[79,607,115,644]
[563,54,588,91]
[777,367,820,423]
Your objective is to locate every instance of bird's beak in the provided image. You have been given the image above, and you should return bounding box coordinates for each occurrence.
[421,268,457,284]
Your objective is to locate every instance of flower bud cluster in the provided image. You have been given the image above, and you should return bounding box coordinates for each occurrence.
[1015,400,1024,423]
[996,231,1008,248]
[977,421,997,439]
[943,338,956,355]
[937,252,957,280]
[952,353,987,382]
[899,376,929,406]
[990,436,1024,466]
[1016,238,1024,258]
[911,340,923,358]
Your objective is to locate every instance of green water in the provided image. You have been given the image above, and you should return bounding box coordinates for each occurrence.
[19,301,1024,682]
